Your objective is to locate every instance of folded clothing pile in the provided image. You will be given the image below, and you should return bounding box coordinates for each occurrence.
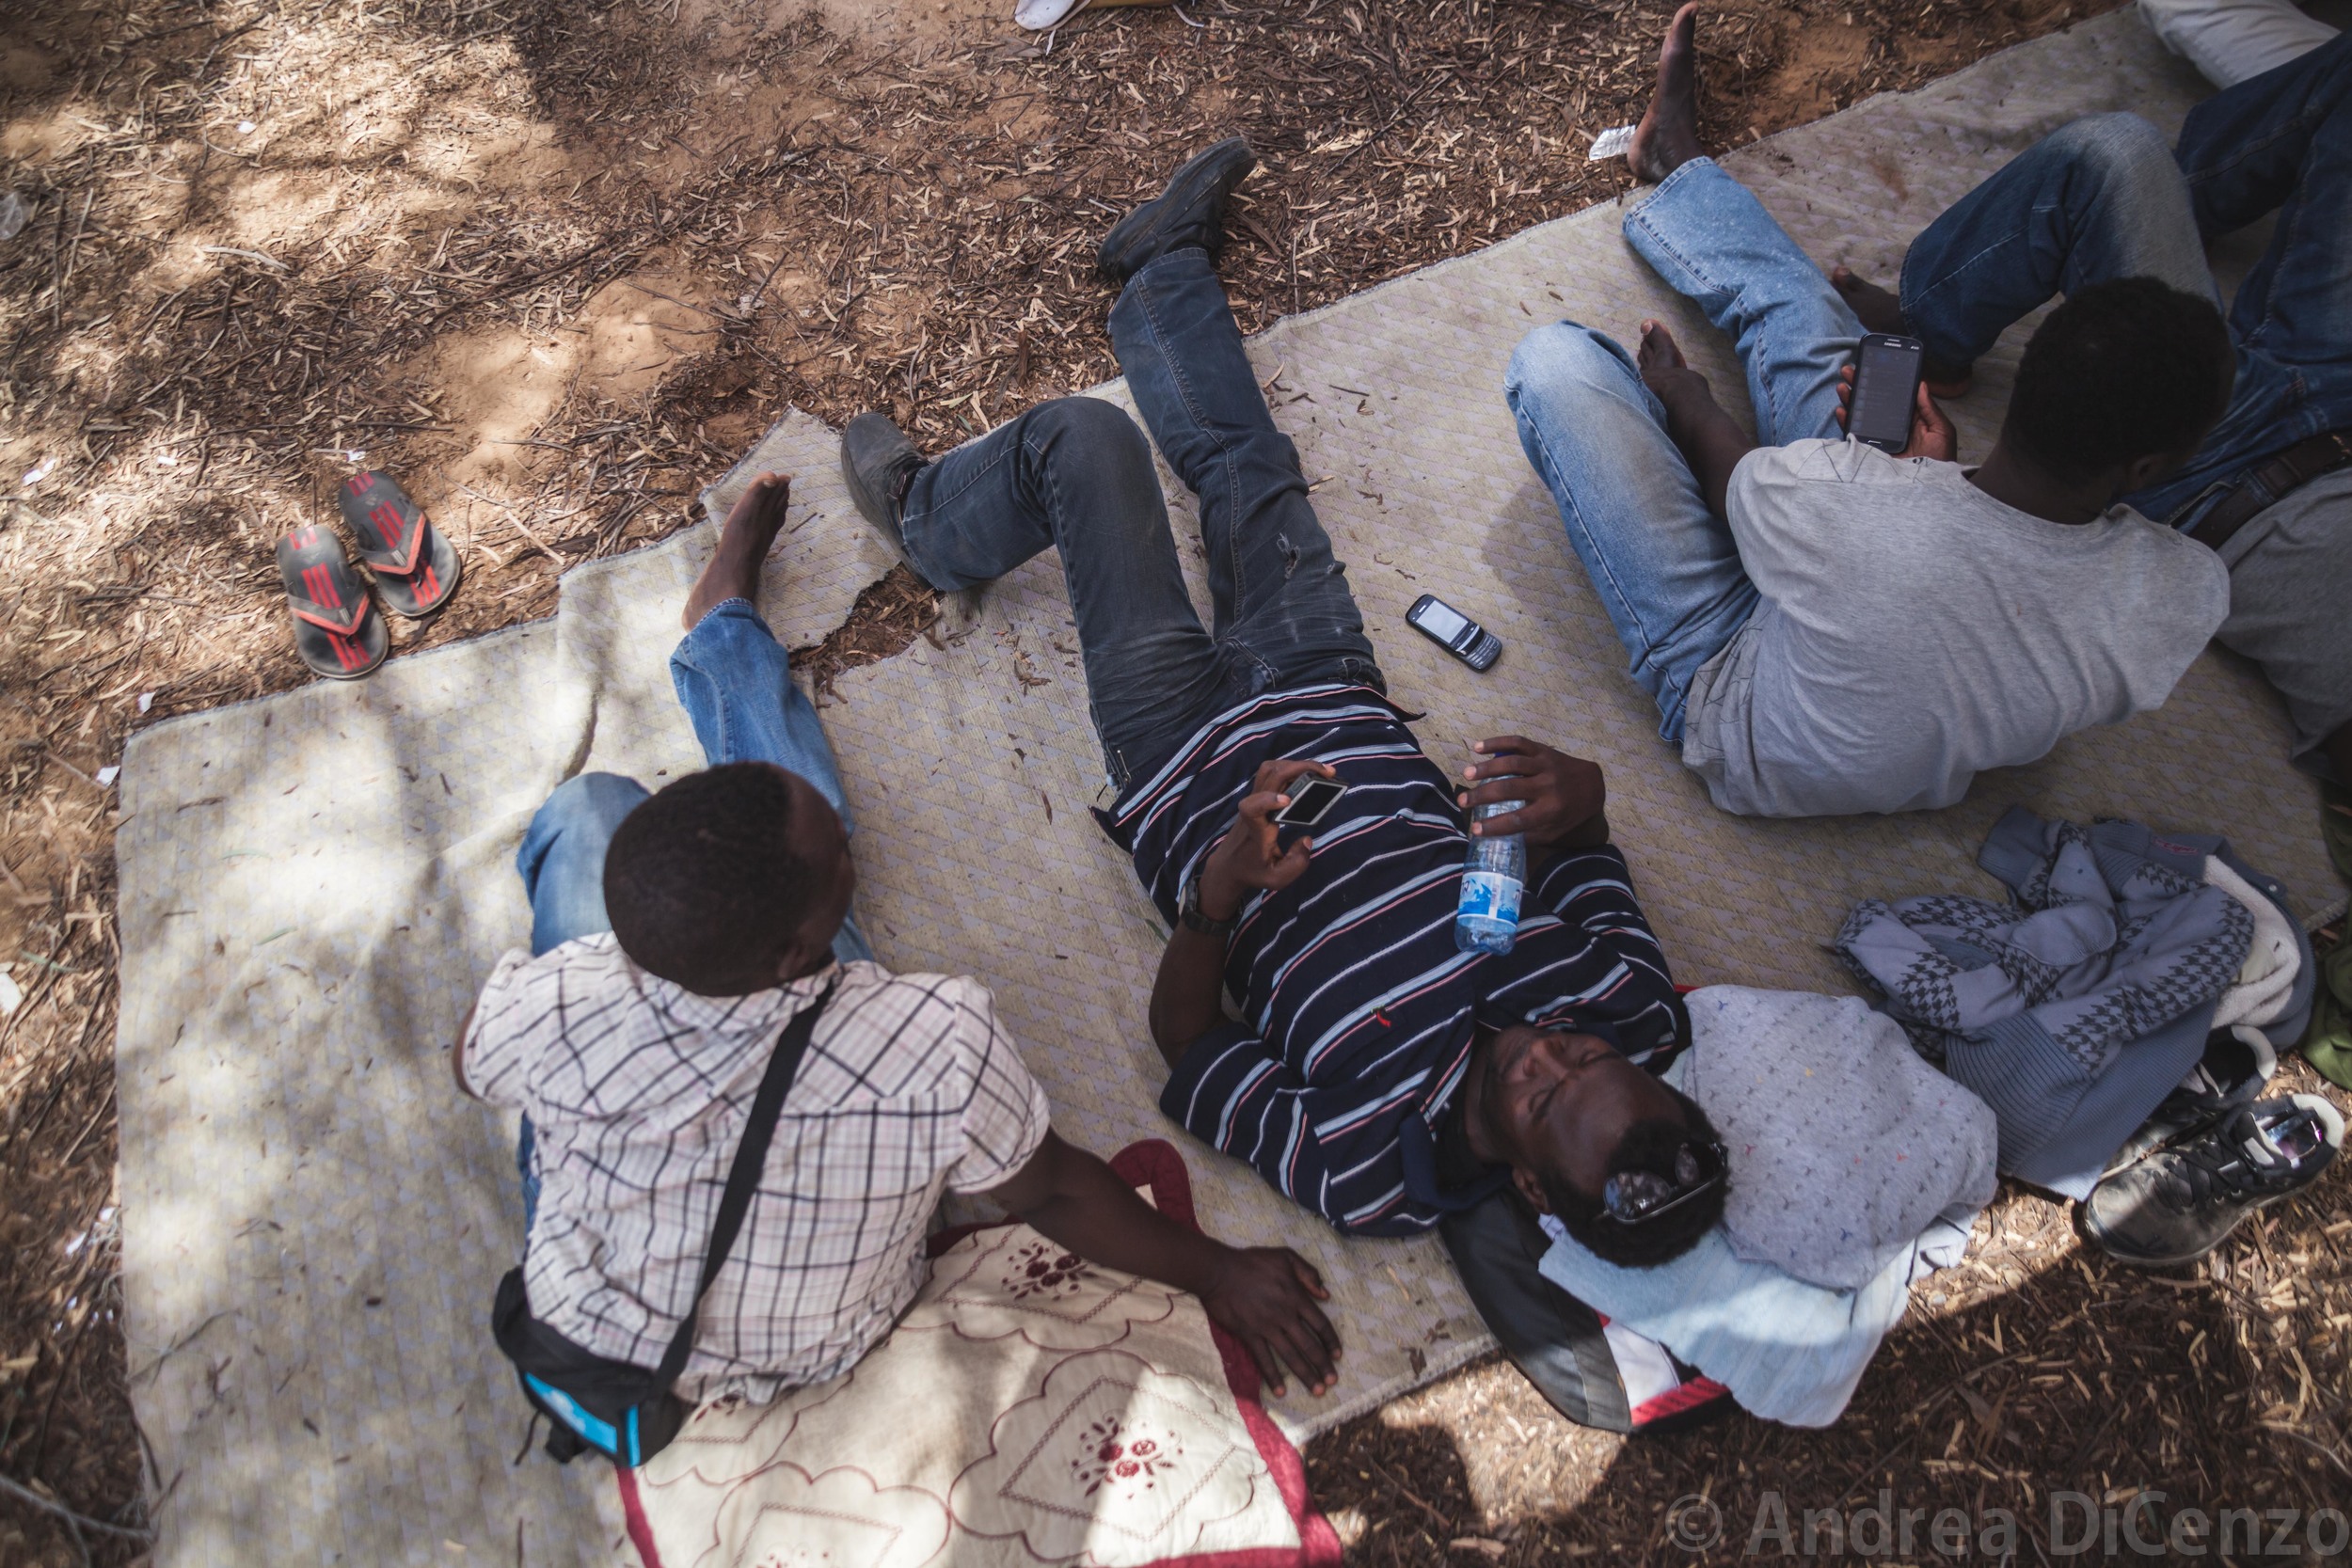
[1684,986,1999,1290]
[1534,987,1999,1427]
[1835,807,2313,1199]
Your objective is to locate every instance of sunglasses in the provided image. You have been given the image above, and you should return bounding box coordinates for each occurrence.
[1598,1139,1729,1227]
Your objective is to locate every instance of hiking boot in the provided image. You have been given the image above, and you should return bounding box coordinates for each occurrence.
[2081,1094,2343,1268]
[1096,136,1258,284]
[840,412,925,560]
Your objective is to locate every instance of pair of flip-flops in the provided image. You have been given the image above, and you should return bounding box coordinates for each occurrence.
[277,471,463,680]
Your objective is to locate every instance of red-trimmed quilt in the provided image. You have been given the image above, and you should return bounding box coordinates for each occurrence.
[614,1140,1343,1568]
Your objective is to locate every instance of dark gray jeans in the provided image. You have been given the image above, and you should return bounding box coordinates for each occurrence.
[897,247,1384,790]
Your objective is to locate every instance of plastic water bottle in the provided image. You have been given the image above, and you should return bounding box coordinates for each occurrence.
[1455,800,1526,956]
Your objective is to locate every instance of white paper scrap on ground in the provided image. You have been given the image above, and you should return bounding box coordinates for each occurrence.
[1588,123,1637,161]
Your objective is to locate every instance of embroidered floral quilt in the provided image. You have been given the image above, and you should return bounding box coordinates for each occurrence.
[614,1142,1342,1568]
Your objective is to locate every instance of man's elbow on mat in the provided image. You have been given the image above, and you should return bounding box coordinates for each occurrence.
[451,1000,478,1098]
[1147,1009,1223,1073]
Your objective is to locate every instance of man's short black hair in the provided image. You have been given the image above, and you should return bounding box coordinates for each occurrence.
[2006,276,2233,483]
[603,763,819,994]
[1540,1089,1726,1268]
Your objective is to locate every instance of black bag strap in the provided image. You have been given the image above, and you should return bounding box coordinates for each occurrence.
[649,976,838,1391]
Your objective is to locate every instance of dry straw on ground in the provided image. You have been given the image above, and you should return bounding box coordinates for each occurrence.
[2,0,2345,1562]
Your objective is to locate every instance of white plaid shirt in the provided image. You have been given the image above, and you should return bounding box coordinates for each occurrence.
[462,934,1050,1401]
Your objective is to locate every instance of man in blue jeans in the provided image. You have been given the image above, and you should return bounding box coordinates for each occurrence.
[1836,29,2352,792]
[837,142,1731,1268]
[453,473,1345,1405]
[1507,4,2251,819]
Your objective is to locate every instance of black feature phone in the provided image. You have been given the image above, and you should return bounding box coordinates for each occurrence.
[1406,594,1502,672]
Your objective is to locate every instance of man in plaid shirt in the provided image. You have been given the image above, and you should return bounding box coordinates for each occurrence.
[454,474,1340,1404]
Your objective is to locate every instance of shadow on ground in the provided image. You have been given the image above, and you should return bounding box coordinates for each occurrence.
[1307,1155,2351,1565]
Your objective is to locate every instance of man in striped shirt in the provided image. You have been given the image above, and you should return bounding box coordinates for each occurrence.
[843,141,1724,1261]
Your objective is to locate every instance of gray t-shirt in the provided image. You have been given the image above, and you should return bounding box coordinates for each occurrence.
[2215,467,2352,777]
[1681,439,2231,817]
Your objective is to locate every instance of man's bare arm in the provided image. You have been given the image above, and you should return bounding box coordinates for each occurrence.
[1148,924,1231,1069]
[1147,757,1332,1068]
[983,1131,1339,1398]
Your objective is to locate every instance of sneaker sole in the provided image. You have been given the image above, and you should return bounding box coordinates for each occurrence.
[2077,1192,2280,1269]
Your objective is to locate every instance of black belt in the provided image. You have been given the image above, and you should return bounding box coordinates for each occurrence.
[2188,429,2352,551]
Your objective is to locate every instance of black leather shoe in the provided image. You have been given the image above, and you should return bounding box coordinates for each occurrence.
[2081,1093,2342,1268]
[1096,136,1259,284]
[840,412,925,557]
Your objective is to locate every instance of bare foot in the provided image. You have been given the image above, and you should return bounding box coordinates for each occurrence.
[1628,3,1704,183]
[1830,266,1906,335]
[1831,265,1975,395]
[1636,318,1708,405]
[683,471,791,630]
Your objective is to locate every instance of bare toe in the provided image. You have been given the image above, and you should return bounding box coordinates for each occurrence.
[1637,319,1687,372]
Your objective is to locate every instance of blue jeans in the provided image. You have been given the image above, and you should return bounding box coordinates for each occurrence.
[1506,157,1848,740]
[512,599,874,1226]
[1896,41,2352,526]
[895,246,1385,789]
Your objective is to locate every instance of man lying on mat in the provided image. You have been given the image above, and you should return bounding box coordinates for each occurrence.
[1835,33,2352,797]
[836,140,1724,1259]
[1505,3,2238,818]
[452,477,1342,1403]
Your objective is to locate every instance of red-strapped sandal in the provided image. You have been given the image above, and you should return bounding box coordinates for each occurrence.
[278,525,389,680]
[340,469,463,617]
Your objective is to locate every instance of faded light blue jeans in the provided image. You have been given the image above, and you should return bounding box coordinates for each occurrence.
[894,246,1385,792]
[511,599,873,1223]
[1505,156,1851,742]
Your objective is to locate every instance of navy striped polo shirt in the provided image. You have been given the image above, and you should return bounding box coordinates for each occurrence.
[1101,685,1688,1236]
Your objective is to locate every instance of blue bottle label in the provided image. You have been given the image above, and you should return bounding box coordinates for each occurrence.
[1458,872,1521,926]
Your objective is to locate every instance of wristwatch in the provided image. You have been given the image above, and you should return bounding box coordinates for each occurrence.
[1179,874,1240,936]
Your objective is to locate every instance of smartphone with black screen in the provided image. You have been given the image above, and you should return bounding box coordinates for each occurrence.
[1274,775,1348,829]
[1849,333,1926,453]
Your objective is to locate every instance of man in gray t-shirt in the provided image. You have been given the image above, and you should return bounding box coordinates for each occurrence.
[1847,31,2352,792]
[1502,6,2289,818]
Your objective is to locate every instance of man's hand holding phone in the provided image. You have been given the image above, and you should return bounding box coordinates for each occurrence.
[1198,758,1337,919]
[1836,366,1957,462]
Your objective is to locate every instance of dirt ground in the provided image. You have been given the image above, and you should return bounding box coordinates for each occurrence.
[3,0,2348,1562]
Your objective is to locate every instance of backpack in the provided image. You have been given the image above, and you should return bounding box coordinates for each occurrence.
[491,980,835,1465]
[1439,1188,1732,1434]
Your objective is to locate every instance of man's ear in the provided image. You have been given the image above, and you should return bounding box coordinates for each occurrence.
[771,928,833,986]
[1511,1166,1553,1215]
